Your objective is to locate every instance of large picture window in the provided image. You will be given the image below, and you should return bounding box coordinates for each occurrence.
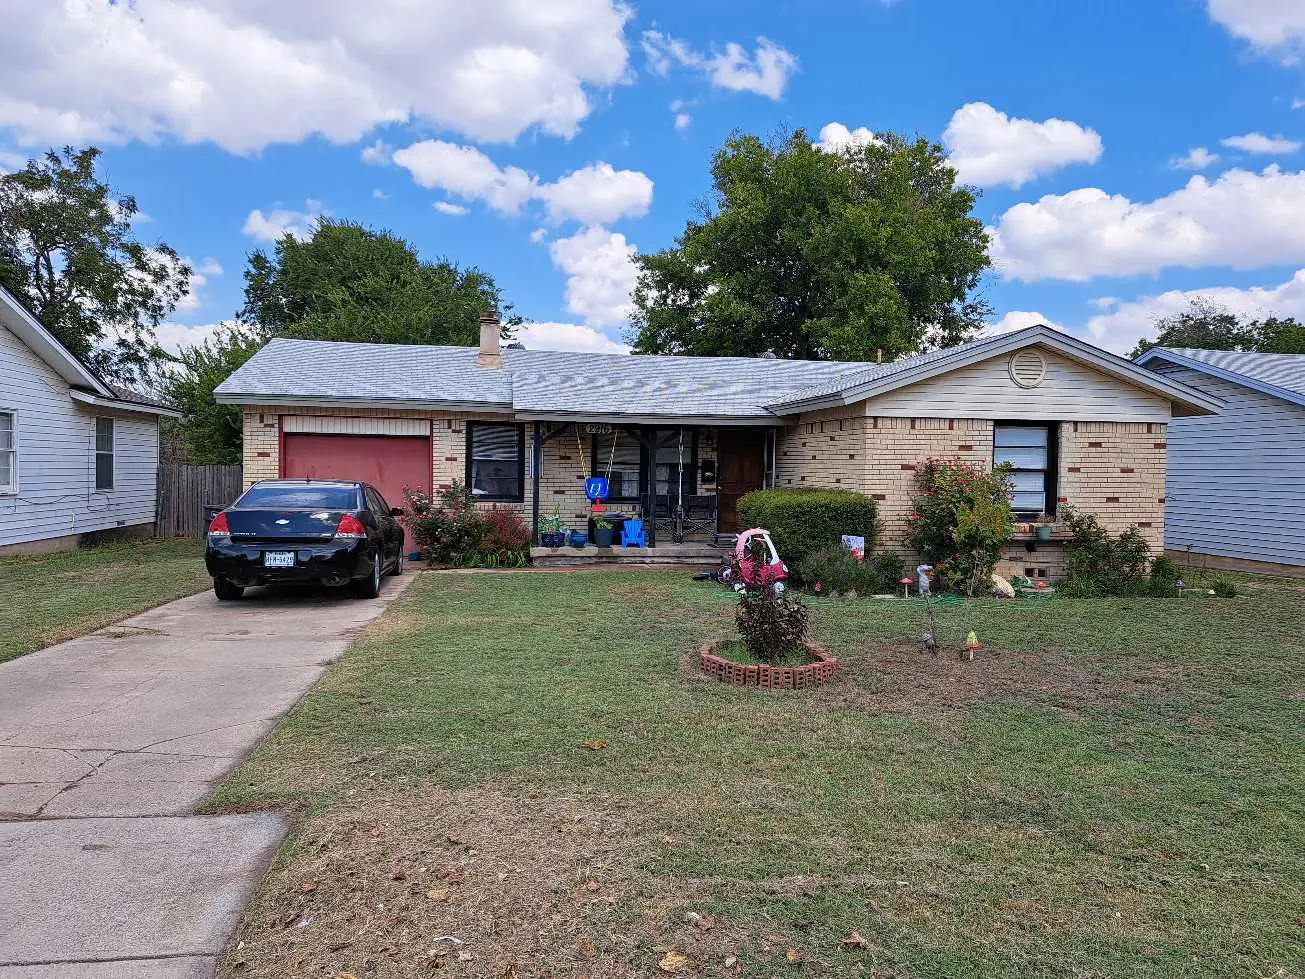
[0,411,15,493]
[466,422,524,501]
[94,417,115,491]
[994,423,1057,516]
[590,429,643,501]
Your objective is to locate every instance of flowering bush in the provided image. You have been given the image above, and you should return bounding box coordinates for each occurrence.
[904,458,1014,596]
[403,482,530,567]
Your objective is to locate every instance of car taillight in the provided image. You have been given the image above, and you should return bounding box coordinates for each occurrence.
[334,514,367,538]
[207,512,230,537]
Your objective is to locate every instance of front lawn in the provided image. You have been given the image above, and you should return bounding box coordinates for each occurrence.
[0,537,210,663]
[209,570,1304,977]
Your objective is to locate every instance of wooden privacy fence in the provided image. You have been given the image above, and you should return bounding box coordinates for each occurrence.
[156,464,243,537]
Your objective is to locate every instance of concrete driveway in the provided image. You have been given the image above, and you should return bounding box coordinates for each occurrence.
[0,573,414,977]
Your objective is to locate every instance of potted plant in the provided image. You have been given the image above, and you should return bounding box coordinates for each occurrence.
[1034,513,1054,541]
[537,510,565,548]
[593,516,615,548]
[569,529,588,549]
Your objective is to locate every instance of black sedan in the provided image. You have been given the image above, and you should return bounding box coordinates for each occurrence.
[205,479,406,601]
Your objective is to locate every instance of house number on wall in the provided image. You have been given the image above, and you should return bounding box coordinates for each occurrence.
[584,424,613,435]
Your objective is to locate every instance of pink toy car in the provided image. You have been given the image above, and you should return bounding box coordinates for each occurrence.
[732,528,789,595]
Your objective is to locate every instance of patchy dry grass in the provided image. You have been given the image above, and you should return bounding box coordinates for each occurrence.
[210,568,1305,978]
[0,537,209,662]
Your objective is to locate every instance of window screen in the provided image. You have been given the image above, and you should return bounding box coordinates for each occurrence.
[467,423,523,501]
[592,430,642,500]
[0,412,14,492]
[94,418,114,491]
[994,424,1054,515]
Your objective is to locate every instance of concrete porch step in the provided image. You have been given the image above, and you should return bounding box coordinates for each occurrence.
[530,542,726,566]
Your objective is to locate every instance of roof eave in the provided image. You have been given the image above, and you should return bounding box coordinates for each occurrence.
[514,409,786,427]
[1135,348,1305,409]
[213,392,515,414]
[68,389,181,418]
[0,287,114,397]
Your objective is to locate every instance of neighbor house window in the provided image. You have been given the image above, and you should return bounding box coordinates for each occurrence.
[591,429,643,501]
[466,422,524,501]
[94,417,115,491]
[994,423,1057,516]
[0,411,15,493]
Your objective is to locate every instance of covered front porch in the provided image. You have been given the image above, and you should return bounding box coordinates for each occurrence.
[526,421,776,549]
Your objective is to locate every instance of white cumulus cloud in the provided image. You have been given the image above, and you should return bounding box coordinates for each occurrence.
[1172,147,1220,171]
[641,32,798,100]
[1220,132,1302,155]
[814,122,879,153]
[1207,0,1305,56]
[1086,268,1305,353]
[153,320,226,354]
[0,0,632,152]
[242,200,324,242]
[514,322,630,353]
[989,165,1305,282]
[390,141,652,225]
[548,226,638,328]
[983,311,1066,337]
[173,256,223,313]
[943,102,1103,190]
[433,201,469,216]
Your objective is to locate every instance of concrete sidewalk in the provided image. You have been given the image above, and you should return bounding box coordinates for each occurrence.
[0,573,415,976]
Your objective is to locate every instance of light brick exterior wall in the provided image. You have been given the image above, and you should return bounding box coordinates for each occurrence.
[776,413,1167,581]
[241,408,719,533]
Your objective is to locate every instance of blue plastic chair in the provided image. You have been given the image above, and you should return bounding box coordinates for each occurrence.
[621,518,646,547]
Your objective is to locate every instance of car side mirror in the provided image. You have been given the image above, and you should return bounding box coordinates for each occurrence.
[389,507,405,517]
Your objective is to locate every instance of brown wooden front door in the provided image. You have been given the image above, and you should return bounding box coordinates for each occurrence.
[716,430,766,532]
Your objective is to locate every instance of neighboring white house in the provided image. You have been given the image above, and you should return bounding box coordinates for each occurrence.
[1136,346,1305,576]
[0,286,179,555]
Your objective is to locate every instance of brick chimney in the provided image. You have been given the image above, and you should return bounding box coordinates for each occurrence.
[478,309,502,368]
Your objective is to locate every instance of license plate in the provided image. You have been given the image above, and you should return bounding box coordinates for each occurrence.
[263,551,296,568]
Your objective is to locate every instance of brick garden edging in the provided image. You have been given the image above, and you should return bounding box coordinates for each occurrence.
[699,642,838,690]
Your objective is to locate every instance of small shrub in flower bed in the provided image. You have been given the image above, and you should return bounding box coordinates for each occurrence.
[795,547,904,596]
[735,588,811,664]
[403,482,531,567]
[905,458,1014,596]
[1061,505,1183,598]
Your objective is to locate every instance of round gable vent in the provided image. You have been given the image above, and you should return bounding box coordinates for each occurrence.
[1008,349,1047,388]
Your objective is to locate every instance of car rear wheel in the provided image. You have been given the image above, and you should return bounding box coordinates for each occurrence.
[213,576,244,601]
[353,553,382,599]
[386,549,404,576]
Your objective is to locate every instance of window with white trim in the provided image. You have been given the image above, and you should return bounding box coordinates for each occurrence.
[0,411,15,493]
[994,423,1057,516]
[95,417,115,491]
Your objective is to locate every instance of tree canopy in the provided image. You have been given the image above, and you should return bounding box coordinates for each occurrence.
[0,146,191,387]
[628,129,991,362]
[240,218,515,345]
[1131,298,1305,357]
[158,324,265,465]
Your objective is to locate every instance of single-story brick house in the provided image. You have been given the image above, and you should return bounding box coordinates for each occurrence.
[214,316,1221,578]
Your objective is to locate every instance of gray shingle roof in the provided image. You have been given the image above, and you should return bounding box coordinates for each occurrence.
[215,338,875,419]
[1159,347,1305,401]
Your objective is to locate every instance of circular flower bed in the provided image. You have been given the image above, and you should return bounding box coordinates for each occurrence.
[698,641,838,690]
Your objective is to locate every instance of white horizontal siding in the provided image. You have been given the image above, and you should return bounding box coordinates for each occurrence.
[283,415,430,436]
[0,325,159,547]
[864,348,1173,422]
[1151,363,1305,568]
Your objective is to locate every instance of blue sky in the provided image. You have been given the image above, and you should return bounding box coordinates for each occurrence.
[4,0,1305,356]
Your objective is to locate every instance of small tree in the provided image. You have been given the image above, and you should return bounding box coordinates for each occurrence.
[159,324,266,464]
[905,458,1013,596]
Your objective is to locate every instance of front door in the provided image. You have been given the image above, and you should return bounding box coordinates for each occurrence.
[716,430,766,532]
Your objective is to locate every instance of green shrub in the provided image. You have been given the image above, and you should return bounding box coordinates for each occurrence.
[1210,577,1238,598]
[735,590,810,663]
[795,546,904,595]
[403,482,530,567]
[1061,505,1173,597]
[736,488,878,568]
[904,458,1013,596]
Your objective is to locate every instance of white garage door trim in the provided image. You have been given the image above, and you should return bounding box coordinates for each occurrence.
[282,415,430,436]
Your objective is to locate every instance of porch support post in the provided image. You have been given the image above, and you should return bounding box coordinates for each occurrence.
[531,423,543,546]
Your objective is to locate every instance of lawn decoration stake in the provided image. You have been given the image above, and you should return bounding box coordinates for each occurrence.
[917,564,939,656]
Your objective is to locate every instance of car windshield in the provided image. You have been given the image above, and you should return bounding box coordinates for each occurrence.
[236,485,359,509]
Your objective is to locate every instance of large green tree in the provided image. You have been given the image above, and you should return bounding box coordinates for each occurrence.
[629,129,991,361]
[159,324,266,465]
[240,218,515,344]
[1131,299,1305,357]
[0,146,191,386]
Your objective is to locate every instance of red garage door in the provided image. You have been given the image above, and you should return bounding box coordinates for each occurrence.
[282,434,431,510]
